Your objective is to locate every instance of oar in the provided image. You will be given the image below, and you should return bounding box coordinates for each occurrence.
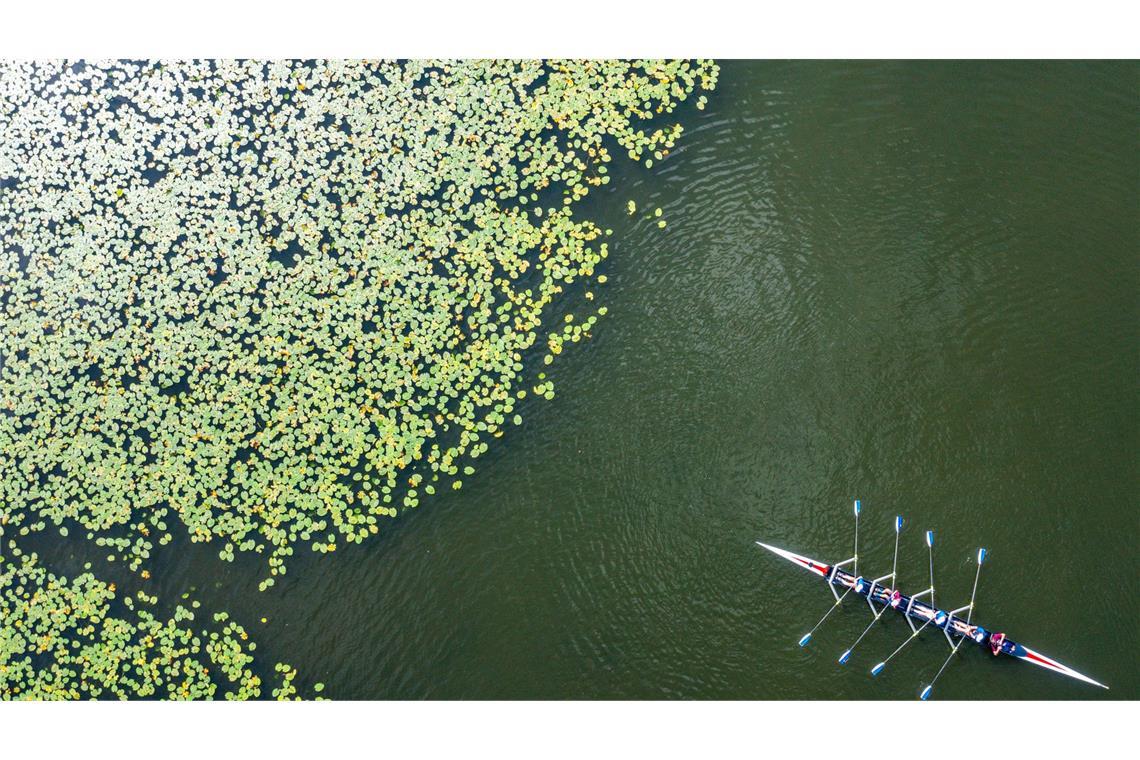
[798,500,860,647]
[919,547,986,700]
[871,529,936,676]
[838,515,902,664]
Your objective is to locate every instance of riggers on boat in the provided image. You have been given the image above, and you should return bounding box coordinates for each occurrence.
[756,501,1108,699]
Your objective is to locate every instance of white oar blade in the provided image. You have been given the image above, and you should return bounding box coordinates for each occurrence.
[755,541,830,577]
[1016,645,1109,690]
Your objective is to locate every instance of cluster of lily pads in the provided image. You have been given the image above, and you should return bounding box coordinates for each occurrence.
[0,545,310,699]
[0,59,718,584]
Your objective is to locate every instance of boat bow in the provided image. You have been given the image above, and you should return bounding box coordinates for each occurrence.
[755,541,831,578]
[1013,643,1109,690]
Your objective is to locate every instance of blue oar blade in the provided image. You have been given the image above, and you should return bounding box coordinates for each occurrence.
[838,649,852,665]
[925,530,934,547]
[920,685,933,701]
[871,662,885,677]
[798,633,812,647]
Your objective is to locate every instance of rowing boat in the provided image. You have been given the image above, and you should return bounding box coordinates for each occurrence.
[756,501,1108,698]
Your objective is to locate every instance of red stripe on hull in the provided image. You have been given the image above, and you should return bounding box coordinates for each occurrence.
[1025,651,1060,669]
[794,557,828,574]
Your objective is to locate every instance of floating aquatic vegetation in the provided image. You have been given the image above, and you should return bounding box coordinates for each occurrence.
[0,546,308,700]
[0,60,718,579]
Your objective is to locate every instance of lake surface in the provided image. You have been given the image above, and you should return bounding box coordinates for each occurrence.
[43,60,1138,699]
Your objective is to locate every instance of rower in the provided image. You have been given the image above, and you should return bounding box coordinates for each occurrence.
[889,590,902,609]
[920,547,987,700]
[870,528,937,678]
[971,626,988,645]
[838,515,903,666]
[989,632,1006,656]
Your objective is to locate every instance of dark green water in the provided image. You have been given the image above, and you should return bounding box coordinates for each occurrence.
[47,61,1138,699]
